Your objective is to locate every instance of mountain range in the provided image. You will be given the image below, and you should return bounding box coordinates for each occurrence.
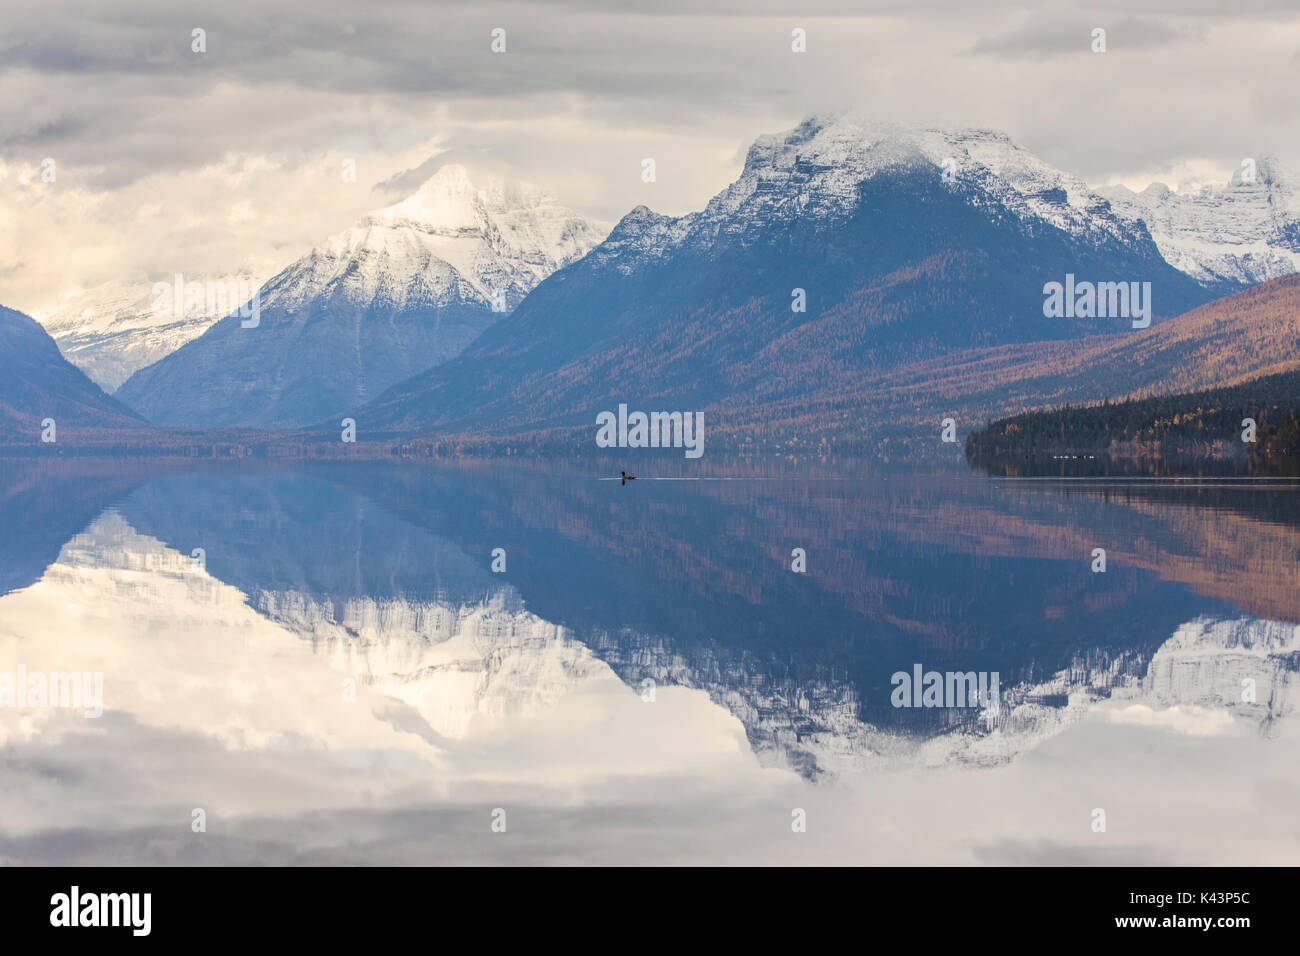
[112,165,606,428]
[7,115,1300,454]
[343,118,1223,444]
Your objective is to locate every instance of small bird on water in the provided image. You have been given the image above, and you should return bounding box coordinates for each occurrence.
[620,470,636,485]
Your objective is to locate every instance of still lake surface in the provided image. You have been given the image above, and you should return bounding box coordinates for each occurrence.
[1,459,1297,864]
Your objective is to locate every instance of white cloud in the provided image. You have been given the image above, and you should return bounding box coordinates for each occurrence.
[2,1,1299,311]
[1106,703,1241,736]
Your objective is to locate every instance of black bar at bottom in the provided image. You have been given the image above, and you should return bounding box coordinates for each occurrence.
[0,865,1276,942]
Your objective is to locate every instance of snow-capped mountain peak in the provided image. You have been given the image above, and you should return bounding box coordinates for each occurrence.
[598,114,1296,297]
[37,165,606,398]
[1097,155,1300,288]
[603,114,1147,268]
[263,163,608,314]
[366,163,486,230]
[113,165,608,428]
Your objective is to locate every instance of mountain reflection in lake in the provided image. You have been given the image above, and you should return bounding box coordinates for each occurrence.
[1,460,1297,865]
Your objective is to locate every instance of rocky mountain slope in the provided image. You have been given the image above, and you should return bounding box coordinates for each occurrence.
[0,304,145,442]
[1098,157,1300,290]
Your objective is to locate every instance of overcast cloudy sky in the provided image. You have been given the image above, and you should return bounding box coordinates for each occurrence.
[2,0,1299,312]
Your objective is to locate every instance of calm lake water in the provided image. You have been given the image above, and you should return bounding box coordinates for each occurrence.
[1,460,1298,864]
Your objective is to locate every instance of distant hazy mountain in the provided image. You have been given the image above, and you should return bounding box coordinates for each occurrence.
[0,304,144,441]
[115,166,607,428]
[1098,158,1300,290]
[33,274,271,392]
[348,116,1214,441]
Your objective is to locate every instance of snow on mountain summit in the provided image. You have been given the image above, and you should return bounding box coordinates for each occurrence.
[598,115,1295,299]
[602,115,1147,267]
[734,116,1132,235]
[1097,156,1300,287]
[113,165,608,428]
[40,166,606,396]
[265,164,608,315]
